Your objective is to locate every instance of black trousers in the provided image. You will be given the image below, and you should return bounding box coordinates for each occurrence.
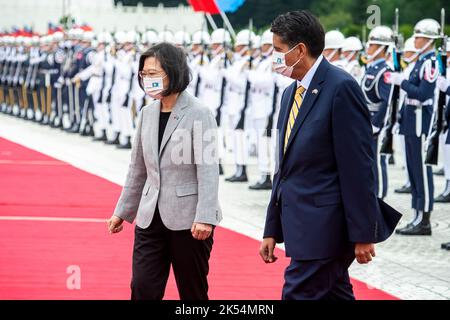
[282,248,356,300]
[131,207,214,300]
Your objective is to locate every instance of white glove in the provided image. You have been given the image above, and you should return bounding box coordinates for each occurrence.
[372,125,381,135]
[437,76,450,93]
[386,72,406,86]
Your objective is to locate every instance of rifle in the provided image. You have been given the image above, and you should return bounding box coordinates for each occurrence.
[216,25,229,126]
[380,8,402,154]
[194,15,207,97]
[425,8,447,165]
[235,19,253,130]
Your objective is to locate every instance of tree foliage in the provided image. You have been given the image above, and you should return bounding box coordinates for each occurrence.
[116,0,449,36]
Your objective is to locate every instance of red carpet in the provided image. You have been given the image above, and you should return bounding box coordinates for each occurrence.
[0,137,398,300]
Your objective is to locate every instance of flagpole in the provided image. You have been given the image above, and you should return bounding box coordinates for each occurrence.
[205,13,218,30]
[218,9,236,40]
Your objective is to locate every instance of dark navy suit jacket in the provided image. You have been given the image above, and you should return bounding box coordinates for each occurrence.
[263,58,402,260]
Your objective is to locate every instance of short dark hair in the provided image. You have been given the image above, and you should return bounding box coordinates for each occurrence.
[271,10,325,58]
[138,43,190,96]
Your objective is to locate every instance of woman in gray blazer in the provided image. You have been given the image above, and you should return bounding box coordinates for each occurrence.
[107,43,222,300]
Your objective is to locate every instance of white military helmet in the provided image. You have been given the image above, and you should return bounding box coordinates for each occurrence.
[367,26,394,46]
[413,19,440,39]
[261,29,273,45]
[125,30,139,44]
[341,36,363,52]
[174,31,191,46]
[52,31,64,42]
[71,28,84,40]
[210,28,231,45]
[235,29,256,46]
[114,31,127,44]
[144,30,159,44]
[324,30,345,50]
[253,35,261,48]
[158,30,175,44]
[192,30,210,45]
[97,32,113,44]
[23,36,32,46]
[32,35,40,46]
[15,36,24,45]
[82,31,95,42]
[403,37,418,53]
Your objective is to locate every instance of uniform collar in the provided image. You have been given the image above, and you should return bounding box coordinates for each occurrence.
[419,49,435,61]
[367,58,385,68]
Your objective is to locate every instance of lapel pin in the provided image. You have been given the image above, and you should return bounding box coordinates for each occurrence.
[312,89,318,95]
[174,115,179,120]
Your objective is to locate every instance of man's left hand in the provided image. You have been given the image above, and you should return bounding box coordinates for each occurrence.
[191,223,213,240]
[355,243,376,264]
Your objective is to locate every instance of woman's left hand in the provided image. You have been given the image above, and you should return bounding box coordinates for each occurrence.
[191,223,213,240]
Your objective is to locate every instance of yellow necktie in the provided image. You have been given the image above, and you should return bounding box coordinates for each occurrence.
[284,85,305,152]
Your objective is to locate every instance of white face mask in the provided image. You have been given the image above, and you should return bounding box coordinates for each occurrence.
[233,46,248,61]
[211,45,223,57]
[342,51,357,63]
[143,75,166,100]
[272,43,301,78]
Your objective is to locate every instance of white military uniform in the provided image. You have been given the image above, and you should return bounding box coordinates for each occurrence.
[75,47,105,137]
[187,53,209,97]
[110,48,134,145]
[222,54,250,168]
[247,54,275,177]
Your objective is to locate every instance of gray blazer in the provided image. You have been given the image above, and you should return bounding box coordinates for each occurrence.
[113,91,222,230]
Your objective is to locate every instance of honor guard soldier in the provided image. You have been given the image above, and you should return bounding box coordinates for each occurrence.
[323,30,346,68]
[394,37,421,194]
[361,26,394,200]
[387,18,441,236]
[223,29,256,182]
[248,29,276,190]
[341,36,364,82]
[198,28,231,174]
[435,38,450,203]
[188,30,210,97]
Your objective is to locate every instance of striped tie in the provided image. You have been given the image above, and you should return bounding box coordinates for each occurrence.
[284,85,305,152]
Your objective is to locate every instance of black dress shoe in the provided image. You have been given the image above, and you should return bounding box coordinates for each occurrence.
[227,173,248,182]
[93,130,107,142]
[434,168,445,176]
[395,223,414,234]
[225,174,236,182]
[105,134,120,145]
[65,123,79,133]
[249,175,272,190]
[117,142,132,149]
[394,184,412,194]
[396,212,432,236]
[116,136,131,149]
[434,193,450,203]
[396,223,432,236]
[441,242,450,250]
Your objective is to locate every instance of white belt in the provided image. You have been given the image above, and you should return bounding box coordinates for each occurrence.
[405,98,433,107]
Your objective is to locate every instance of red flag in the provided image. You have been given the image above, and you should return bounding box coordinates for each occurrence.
[188,0,220,14]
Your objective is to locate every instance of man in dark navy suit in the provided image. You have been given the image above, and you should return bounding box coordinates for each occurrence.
[259,11,402,300]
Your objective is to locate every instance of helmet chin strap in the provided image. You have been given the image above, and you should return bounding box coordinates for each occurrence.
[262,47,273,57]
[343,51,357,62]
[366,45,386,62]
[416,39,434,54]
[325,49,338,61]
